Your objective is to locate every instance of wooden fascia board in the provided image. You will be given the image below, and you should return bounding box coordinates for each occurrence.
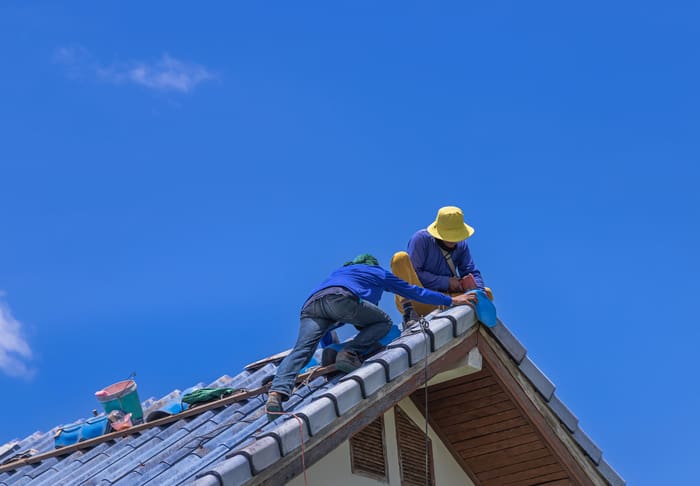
[249,330,479,486]
[476,327,606,486]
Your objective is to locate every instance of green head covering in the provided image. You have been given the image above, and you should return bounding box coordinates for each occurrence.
[343,253,380,267]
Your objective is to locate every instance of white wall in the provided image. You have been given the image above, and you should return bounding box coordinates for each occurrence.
[287,398,474,486]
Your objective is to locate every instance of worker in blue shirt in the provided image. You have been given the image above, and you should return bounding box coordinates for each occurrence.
[266,253,477,420]
[391,206,492,322]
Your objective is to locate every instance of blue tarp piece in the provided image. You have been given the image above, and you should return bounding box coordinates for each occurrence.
[469,289,497,327]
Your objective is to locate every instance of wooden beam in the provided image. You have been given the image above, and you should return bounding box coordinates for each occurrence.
[250,330,479,486]
[476,328,605,486]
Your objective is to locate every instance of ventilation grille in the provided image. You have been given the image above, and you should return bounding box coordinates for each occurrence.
[396,406,435,486]
[350,415,388,481]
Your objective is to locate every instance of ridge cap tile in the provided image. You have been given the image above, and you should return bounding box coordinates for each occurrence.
[490,319,527,363]
[597,456,626,486]
[427,316,456,350]
[518,355,556,401]
[547,394,579,432]
[365,346,410,381]
[338,362,386,398]
[572,425,603,464]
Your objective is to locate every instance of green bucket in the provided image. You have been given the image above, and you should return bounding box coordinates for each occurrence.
[95,379,144,422]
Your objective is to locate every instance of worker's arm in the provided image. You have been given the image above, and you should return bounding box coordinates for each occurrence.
[384,271,476,307]
[451,293,478,307]
[454,243,485,288]
[408,233,452,291]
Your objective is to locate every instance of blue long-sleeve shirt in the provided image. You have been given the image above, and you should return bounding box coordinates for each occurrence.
[408,229,484,291]
[306,264,452,307]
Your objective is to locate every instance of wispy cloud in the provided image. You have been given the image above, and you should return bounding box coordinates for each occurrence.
[54,46,216,93]
[0,295,35,379]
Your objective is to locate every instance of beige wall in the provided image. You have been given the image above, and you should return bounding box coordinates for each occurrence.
[287,398,474,486]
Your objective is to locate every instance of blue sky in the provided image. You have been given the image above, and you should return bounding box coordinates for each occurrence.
[1,1,698,483]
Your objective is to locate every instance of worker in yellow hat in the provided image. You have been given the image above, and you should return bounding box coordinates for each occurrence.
[391,206,492,324]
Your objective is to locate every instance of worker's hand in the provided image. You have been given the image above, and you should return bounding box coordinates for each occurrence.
[460,274,477,292]
[448,277,463,292]
[451,293,478,308]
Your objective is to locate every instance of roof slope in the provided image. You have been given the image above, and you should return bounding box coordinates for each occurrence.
[0,307,624,486]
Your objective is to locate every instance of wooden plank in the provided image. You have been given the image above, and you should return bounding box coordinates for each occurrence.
[478,454,559,481]
[456,428,539,457]
[495,465,569,486]
[470,441,547,473]
[446,416,529,443]
[537,479,574,486]
[427,368,490,392]
[443,408,523,436]
[454,424,536,453]
[428,392,512,421]
[430,399,515,428]
[424,375,499,400]
[244,349,291,371]
[477,330,604,485]
[426,383,504,409]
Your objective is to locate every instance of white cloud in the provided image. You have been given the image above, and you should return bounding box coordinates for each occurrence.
[54,46,216,93]
[0,297,35,379]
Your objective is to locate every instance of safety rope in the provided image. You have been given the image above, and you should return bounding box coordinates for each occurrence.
[265,410,309,486]
[416,317,431,486]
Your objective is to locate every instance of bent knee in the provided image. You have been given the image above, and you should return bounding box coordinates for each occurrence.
[391,251,411,268]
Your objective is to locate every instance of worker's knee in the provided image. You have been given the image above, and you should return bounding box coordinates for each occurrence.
[391,251,410,267]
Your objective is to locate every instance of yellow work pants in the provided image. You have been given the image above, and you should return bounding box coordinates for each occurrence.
[390,251,453,317]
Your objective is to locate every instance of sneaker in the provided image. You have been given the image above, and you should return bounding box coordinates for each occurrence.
[335,350,362,373]
[266,392,284,421]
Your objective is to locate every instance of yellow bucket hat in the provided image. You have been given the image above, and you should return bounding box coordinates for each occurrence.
[426,206,475,242]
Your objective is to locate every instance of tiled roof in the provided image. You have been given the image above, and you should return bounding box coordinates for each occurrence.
[0,307,624,486]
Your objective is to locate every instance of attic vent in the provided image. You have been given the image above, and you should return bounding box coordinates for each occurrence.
[349,415,388,481]
[395,406,435,486]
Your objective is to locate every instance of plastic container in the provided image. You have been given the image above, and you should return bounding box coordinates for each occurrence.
[95,380,144,422]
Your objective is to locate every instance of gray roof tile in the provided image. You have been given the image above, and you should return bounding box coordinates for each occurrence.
[573,426,603,464]
[259,415,310,456]
[518,355,556,401]
[229,436,280,475]
[489,319,527,363]
[427,316,455,350]
[339,362,386,398]
[548,394,579,432]
[290,396,337,436]
[316,379,363,416]
[597,457,625,486]
[195,454,252,486]
[387,331,429,366]
[438,306,477,336]
[0,309,623,486]
[365,346,410,381]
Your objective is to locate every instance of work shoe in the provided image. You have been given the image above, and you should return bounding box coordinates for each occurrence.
[321,348,338,367]
[402,305,420,329]
[265,392,284,421]
[335,350,362,373]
